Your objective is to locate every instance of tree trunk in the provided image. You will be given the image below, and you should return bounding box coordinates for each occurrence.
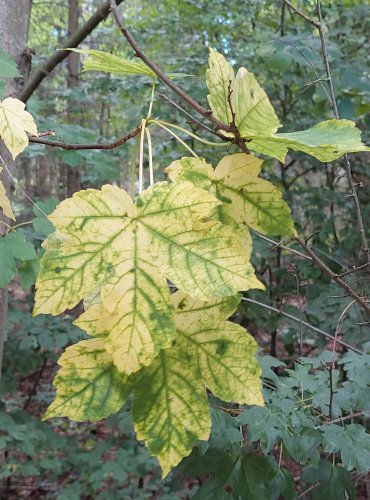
[0,0,32,379]
[66,0,81,197]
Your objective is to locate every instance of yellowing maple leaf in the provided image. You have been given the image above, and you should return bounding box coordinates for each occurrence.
[0,166,15,220]
[45,291,263,477]
[166,153,295,236]
[34,181,261,374]
[207,49,369,161]
[0,97,37,159]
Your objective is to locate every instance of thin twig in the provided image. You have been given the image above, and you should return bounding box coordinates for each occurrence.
[23,358,47,411]
[295,236,369,313]
[315,410,370,429]
[332,299,356,365]
[242,297,363,354]
[159,93,221,137]
[28,124,142,150]
[255,233,312,261]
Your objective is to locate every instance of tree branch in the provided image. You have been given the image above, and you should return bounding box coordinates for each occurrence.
[108,0,231,133]
[242,297,363,354]
[19,0,127,103]
[28,124,142,150]
[295,235,369,313]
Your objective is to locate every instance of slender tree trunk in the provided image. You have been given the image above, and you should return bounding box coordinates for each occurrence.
[66,0,81,197]
[0,0,32,379]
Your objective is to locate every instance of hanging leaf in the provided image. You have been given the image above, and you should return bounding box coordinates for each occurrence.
[233,67,281,138]
[206,47,235,128]
[166,153,295,236]
[249,119,370,162]
[0,97,37,159]
[34,182,260,374]
[0,166,15,221]
[43,338,131,421]
[207,49,369,161]
[69,49,156,78]
[45,291,263,476]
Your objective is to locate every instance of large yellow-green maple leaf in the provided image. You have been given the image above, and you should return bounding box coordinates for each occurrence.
[34,181,260,374]
[207,49,369,161]
[45,291,263,477]
[166,153,295,236]
[0,97,37,159]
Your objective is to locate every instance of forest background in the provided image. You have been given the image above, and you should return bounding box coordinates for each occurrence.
[0,0,369,498]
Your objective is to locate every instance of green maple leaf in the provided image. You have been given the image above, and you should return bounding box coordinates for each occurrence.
[166,153,295,236]
[322,424,370,471]
[0,232,37,288]
[34,181,260,374]
[206,49,369,162]
[303,459,355,500]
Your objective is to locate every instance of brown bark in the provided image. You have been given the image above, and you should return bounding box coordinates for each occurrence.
[0,0,32,381]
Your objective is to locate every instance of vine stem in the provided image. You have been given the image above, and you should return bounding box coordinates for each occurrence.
[130,134,140,198]
[146,80,156,120]
[315,410,370,429]
[138,119,146,193]
[145,127,154,186]
[151,120,229,147]
[153,121,198,158]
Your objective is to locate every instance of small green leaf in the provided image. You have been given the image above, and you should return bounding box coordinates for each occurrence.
[69,49,156,78]
[0,49,20,78]
[0,232,37,288]
[4,232,37,261]
[33,198,59,235]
